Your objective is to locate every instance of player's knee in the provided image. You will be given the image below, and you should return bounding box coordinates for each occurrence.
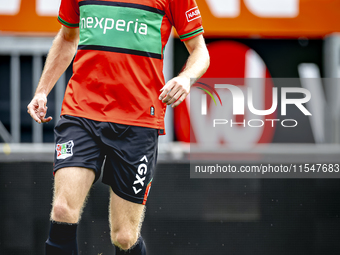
[52,202,79,223]
[111,229,138,251]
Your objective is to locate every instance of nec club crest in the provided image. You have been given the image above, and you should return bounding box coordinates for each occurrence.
[186,7,201,22]
[56,140,74,159]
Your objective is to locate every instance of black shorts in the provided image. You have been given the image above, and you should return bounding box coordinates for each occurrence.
[54,115,159,205]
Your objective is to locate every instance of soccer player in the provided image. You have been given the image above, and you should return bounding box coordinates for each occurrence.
[27,0,209,254]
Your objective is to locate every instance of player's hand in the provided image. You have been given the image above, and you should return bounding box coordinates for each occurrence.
[159,76,190,108]
[27,93,53,124]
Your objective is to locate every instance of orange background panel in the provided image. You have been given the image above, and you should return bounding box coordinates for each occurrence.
[0,0,340,37]
[196,0,340,38]
[0,1,61,35]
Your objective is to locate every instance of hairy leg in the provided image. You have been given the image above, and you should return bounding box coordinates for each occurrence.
[109,189,146,251]
[51,167,95,223]
[46,167,95,255]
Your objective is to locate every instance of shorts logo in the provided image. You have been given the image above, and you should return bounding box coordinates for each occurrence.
[186,7,201,22]
[133,155,148,194]
[56,140,74,160]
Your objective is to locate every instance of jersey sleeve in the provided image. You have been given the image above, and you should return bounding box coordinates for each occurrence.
[58,0,80,28]
[167,0,204,41]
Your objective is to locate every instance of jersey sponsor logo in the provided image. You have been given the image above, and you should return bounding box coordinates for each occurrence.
[81,16,148,35]
[133,155,148,194]
[186,7,201,22]
[78,4,163,57]
[56,140,74,159]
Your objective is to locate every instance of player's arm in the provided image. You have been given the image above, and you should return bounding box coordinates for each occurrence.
[27,26,79,123]
[159,34,210,108]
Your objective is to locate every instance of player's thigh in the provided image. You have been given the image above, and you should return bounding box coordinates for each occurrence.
[53,167,95,212]
[109,189,145,235]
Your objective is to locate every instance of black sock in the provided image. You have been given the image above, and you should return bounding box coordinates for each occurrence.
[45,221,78,255]
[115,236,146,255]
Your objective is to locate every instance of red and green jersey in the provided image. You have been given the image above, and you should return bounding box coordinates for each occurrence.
[58,0,204,130]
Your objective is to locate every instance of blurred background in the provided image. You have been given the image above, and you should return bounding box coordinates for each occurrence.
[1,0,340,254]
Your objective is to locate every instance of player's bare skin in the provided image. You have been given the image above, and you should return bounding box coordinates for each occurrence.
[109,190,146,250]
[159,35,209,108]
[51,167,95,223]
[27,26,79,124]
